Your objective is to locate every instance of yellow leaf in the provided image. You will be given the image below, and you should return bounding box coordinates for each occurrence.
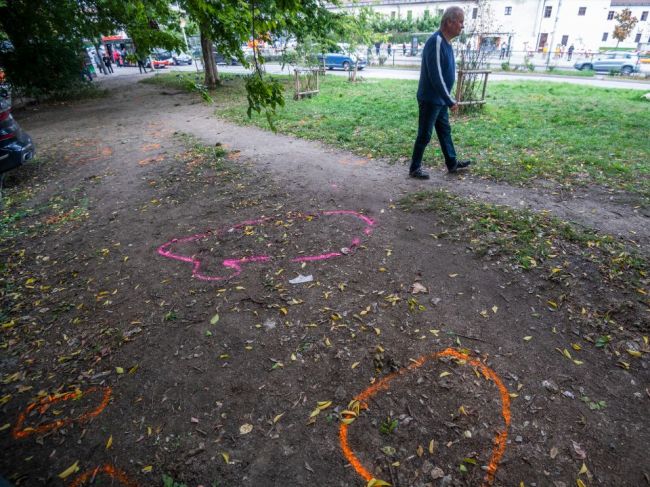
[309,408,321,418]
[416,445,424,457]
[115,367,124,374]
[105,435,113,450]
[492,305,498,314]
[210,313,220,325]
[439,371,451,378]
[577,480,586,487]
[572,343,582,351]
[221,452,230,464]
[509,393,519,398]
[0,394,13,406]
[279,307,288,315]
[147,426,152,436]
[479,310,489,318]
[0,423,10,432]
[458,405,467,415]
[448,273,458,278]
[562,348,572,360]
[429,439,435,454]
[239,423,253,435]
[324,337,331,347]
[273,413,284,424]
[378,267,386,272]
[579,463,589,475]
[291,353,297,361]
[340,417,356,425]
[367,479,391,487]
[627,349,642,358]
[573,360,584,365]
[351,362,360,369]
[142,465,153,473]
[374,327,381,336]
[317,401,332,410]
[58,461,80,479]
[523,336,533,341]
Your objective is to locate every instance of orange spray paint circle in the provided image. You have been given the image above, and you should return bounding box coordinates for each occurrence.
[12,386,112,439]
[69,464,137,487]
[339,348,511,486]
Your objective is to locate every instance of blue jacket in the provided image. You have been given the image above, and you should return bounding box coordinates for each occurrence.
[417,31,456,106]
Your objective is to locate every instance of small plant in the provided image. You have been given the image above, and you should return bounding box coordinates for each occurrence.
[164,310,177,321]
[547,65,556,72]
[162,474,187,487]
[379,416,398,434]
[527,61,536,72]
[500,62,510,71]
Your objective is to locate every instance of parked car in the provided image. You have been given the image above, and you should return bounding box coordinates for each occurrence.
[317,53,366,71]
[0,87,35,176]
[147,50,174,69]
[213,51,240,66]
[172,52,192,65]
[574,51,640,74]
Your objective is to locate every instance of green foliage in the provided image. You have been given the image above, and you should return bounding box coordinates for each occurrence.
[245,74,284,131]
[500,62,510,71]
[0,0,181,98]
[162,474,187,487]
[379,417,399,435]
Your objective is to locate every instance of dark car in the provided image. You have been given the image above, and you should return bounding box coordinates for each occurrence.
[214,51,239,66]
[0,87,35,176]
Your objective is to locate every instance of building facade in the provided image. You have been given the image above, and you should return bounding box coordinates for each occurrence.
[331,0,650,53]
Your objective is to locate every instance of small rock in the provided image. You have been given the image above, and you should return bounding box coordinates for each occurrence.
[263,319,276,331]
[515,435,523,443]
[562,390,575,399]
[542,380,559,394]
[421,460,434,474]
[430,297,442,306]
[440,474,453,487]
[431,467,445,480]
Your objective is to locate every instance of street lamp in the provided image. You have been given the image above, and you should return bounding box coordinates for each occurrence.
[180,17,189,52]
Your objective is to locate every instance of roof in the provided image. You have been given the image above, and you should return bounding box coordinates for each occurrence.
[610,0,650,6]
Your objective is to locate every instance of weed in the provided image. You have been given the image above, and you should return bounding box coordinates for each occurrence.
[379,416,398,435]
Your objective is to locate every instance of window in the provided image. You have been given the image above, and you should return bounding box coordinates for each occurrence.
[561,35,569,46]
[424,9,430,18]
[544,6,552,17]
[635,33,642,42]
[641,11,648,21]
[578,7,586,16]
[607,10,614,20]
[602,32,608,41]
[505,6,512,15]
[406,10,412,21]
[472,7,478,19]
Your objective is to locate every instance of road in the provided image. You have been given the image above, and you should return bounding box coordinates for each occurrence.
[101,62,650,90]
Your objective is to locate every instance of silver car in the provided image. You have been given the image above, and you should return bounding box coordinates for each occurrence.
[574,51,640,75]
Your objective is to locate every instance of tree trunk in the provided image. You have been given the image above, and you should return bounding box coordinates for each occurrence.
[200,26,219,89]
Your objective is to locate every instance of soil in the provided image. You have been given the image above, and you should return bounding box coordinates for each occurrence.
[1,72,648,487]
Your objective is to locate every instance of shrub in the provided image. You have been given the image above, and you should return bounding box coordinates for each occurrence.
[501,62,510,71]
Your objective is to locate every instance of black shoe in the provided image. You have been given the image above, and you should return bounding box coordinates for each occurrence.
[448,160,472,174]
[409,169,430,180]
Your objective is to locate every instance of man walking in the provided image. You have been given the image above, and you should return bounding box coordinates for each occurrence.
[409,6,471,179]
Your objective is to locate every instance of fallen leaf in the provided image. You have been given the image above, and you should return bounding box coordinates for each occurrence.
[221,452,230,464]
[115,367,124,374]
[492,305,498,313]
[210,313,220,325]
[58,461,80,479]
[550,446,559,459]
[273,413,284,424]
[317,400,332,410]
[239,423,253,435]
[105,435,113,450]
[439,371,451,378]
[411,282,428,294]
[142,465,153,473]
[351,362,360,369]
[572,440,586,459]
[523,336,533,341]
[579,462,589,475]
[367,479,391,487]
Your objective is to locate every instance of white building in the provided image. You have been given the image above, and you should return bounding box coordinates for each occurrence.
[331,0,650,53]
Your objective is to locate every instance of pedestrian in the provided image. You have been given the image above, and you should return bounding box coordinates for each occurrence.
[94,51,107,75]
[113,49,121,66]
[567,44,574,61]
[387,43,392,56]
[402,43,406,56]
[409,6,471,179]
[375,41,380,56]
[137,57,149,74]
[79,51,93,82]
[499,43,506,59]
[102,53,114,73]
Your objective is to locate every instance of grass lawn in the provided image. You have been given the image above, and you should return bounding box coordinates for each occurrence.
[144,72,650,199]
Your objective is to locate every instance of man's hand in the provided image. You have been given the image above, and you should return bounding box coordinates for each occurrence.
[451,103,459,113]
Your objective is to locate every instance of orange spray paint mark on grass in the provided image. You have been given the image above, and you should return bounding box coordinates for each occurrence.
[339,348,511,486]
[12,386,112,439]
[69,464,137,487]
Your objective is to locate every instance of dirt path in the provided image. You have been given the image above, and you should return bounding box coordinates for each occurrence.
[1,76,648,487]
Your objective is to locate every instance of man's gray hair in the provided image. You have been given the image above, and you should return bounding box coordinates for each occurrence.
[441,6,464,26]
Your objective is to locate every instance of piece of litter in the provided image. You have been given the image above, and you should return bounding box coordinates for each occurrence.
[340,247,350,255]
[289,274,313,284]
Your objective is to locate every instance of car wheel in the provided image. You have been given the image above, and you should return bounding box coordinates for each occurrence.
[342,61,350,71]
[582,63,592,71]
[621,66,632,75]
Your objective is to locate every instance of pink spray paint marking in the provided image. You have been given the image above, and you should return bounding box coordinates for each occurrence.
[157,210,376,281]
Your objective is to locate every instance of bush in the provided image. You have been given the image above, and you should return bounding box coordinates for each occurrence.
[501,62,510,71]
